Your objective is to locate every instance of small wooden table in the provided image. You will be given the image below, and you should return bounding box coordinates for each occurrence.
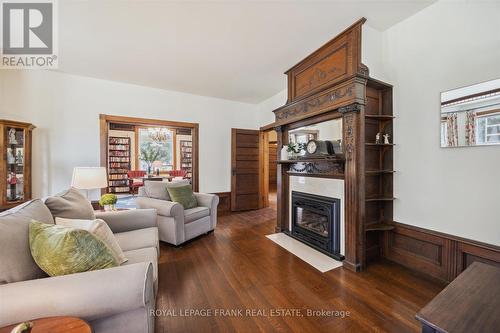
[0,317,92,333]
[416,262,500,333]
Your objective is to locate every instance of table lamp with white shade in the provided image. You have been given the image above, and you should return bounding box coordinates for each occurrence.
[71,167,108,199]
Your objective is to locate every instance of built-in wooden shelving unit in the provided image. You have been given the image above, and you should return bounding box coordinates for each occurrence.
[363,80,395,262]
[108,136,131,193]
[180,140,192,179]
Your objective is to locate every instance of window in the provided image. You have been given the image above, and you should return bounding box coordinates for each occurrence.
[138,127,174,172]
[440,120,447,147]
[476,112,500,144]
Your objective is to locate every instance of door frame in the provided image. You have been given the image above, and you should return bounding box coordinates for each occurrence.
[99,114,199,193]
[259,123,278,209]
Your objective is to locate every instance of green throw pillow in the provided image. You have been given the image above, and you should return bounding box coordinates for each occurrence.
[29,221,119,277]
[166,184,197,209]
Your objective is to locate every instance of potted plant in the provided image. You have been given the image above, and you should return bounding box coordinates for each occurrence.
[287,143,306,159]
[139,142,161,175]
[99,193,118,211]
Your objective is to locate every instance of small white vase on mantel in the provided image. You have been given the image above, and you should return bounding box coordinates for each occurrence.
[280,146,288,161]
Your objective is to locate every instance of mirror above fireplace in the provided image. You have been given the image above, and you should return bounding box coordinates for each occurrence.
[288,118,342,145]
[441,78,500,147]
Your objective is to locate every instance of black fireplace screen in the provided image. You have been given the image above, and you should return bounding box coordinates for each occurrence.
[291,191,342,260]
[295,207,329,237]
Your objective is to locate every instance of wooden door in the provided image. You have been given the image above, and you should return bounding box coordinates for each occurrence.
[268,141,277,190]
[231,129,261,211]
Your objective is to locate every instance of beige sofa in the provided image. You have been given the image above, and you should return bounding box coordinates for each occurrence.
[0,189,159,333]
[136,181,219,245]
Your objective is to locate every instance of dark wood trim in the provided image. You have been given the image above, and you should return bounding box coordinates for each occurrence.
[212,192,231,216]
[0,120,36,210]
[383,221,500,283]
[99,114,199,192]
[259,130,269,208]
[260,122,277,132]
[441,87,500,106]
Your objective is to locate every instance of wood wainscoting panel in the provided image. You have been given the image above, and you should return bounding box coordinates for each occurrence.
[383,222,500,283]
[457,242,500,273]
[384,224,450,281]
[213,192,231,216]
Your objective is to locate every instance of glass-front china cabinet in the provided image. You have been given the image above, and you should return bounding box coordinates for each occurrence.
[0,120,35,211]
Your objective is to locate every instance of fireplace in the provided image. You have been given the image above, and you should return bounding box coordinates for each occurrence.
[291,191,343,260]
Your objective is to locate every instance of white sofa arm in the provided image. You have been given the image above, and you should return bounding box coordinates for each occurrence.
[194,193,219,209]
[194,193,219,229]
[135,197,183,219]
[0,263,154,327]
[95,209,157,233]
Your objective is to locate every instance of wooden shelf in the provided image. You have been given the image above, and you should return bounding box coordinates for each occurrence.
[365,143,395,147]
[365,197,395,202]
[277,156,345,164]
[365,115,395,120]
[365,223,395,232]
[366,170,395,175]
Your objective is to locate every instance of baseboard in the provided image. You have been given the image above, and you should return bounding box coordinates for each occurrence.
[212,192,231,215]
[383,222,500,283]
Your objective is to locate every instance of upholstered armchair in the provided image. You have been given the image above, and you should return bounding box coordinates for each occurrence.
[135,181,219,245]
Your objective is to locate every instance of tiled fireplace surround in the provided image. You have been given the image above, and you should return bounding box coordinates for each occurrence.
[289,176,345,257]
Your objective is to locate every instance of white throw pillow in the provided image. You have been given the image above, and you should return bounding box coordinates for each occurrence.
[55,217,127,264]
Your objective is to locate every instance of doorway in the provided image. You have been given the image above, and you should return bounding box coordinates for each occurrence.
[99,115,199,194]
[259,126,278,210]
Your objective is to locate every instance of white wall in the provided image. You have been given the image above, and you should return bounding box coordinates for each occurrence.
[0,70,260,198]
[384,1,500,245]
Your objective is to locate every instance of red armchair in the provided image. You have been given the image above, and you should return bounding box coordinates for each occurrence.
[168,170,187,179]
[128,170,146,195]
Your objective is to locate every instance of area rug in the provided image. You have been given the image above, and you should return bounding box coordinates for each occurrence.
[116,195,137,209]
[266,233,343,273]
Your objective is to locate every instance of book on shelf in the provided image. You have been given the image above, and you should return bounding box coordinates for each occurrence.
[107,136,131,193]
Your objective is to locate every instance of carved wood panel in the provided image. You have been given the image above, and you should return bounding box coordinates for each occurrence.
[294,45,348,98]
[285,18,366,102]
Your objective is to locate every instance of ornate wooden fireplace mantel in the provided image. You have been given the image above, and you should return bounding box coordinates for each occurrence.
[272,18,395,272]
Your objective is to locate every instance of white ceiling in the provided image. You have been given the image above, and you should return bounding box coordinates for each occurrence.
[58,0,435,103]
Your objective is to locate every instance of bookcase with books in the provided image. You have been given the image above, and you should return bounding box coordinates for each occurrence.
[108,136,131,193]
[180,140,192,180]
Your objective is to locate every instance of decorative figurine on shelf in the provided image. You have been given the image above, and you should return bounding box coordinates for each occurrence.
[8,128,18,144]
[7,149,15,164]
[8,172,17,185]
[16,149,24,164]
[375,132,383,144]
[383,134,391,144]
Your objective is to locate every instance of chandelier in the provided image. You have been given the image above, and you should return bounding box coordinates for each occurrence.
[148,128,170,143]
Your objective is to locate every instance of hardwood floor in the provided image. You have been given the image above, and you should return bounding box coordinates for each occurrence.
[156,203,445,333]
